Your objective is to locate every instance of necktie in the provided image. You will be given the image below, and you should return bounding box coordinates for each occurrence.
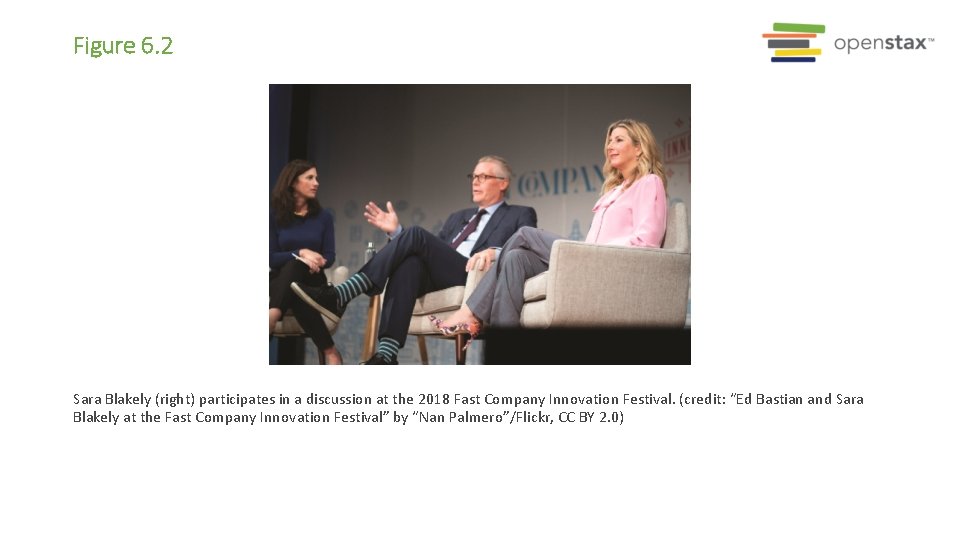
[450,209,486,249]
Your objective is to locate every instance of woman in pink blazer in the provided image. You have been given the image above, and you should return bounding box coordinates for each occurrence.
[434,119,668,345]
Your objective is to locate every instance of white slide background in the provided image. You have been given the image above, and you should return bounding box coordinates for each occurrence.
[1,1,957,538]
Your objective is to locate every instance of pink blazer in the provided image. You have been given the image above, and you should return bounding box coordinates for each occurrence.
[584,174,667,248]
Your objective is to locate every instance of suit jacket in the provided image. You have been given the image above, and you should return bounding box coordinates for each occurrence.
[438,202,538,255]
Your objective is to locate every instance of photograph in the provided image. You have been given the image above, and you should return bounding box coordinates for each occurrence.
[268,84,691,365]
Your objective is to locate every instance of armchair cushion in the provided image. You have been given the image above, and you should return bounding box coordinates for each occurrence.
[411,286,467,316]
[523,272,548,302]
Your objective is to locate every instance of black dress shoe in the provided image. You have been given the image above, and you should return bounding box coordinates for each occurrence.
[361,353,398,365]
[290,282,346,322]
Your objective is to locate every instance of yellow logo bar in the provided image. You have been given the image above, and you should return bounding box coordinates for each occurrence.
[774,48,822,56]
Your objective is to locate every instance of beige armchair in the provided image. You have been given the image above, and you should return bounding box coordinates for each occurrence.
[519,202,690,328]
[405,266,491,365]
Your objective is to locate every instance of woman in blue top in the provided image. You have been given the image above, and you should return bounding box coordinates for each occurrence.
[269,159,341,364]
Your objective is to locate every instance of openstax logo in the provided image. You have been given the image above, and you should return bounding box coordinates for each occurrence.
[763,22,825,62]
[763,21,935,62]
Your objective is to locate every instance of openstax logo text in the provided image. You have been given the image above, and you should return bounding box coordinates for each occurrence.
[763,21,935,62]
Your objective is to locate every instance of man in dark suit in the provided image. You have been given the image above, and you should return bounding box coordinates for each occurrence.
[292,155,537,364]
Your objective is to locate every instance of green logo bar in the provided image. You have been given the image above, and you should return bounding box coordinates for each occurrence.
[773,22,826,33]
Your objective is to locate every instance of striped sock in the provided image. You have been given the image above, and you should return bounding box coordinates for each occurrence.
[334,273,373,309]
[376,337,401,363]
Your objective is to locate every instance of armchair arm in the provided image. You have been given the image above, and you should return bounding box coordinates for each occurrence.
[543,240,689,327]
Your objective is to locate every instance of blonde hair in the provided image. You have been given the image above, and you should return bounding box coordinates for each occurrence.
[600,119,667,196]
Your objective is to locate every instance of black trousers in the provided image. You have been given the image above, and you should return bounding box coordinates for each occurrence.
[269,259,334,350]
[358,226,468,348]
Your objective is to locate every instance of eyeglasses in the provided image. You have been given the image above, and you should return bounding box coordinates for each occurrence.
[468,173,506,183]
